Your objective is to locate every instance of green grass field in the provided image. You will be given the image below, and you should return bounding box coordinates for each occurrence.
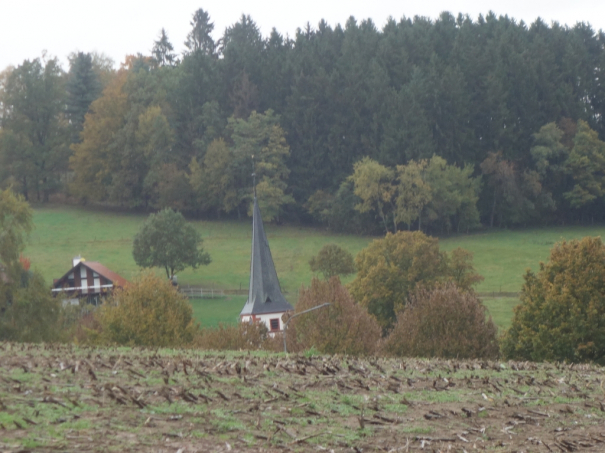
[25,204,605,329]
[189,295,248,327]
[26,204,368,293]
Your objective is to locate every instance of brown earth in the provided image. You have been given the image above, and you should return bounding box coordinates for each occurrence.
[0,343,604,452]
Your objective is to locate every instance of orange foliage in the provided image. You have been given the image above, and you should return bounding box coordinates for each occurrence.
[382,283,499,359]
[285,277,382,356]
[18,254,30,271]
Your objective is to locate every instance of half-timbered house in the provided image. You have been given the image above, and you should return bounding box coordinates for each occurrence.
[52,257,128,305]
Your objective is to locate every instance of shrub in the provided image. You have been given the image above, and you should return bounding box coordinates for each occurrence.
[285,277,382,356]
[93,272,198,347]
[60,305,102,344]
[0,271,63,343]
[309,244,355,279]
[193,322,280,351]
[349,230,482,330]
[501,237,605,364]
[382,283,499,359]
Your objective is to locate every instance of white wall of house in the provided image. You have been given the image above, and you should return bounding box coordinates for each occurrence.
[241,312,287,333]
[80,266,88,294]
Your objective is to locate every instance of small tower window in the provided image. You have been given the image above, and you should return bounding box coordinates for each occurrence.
[269,318,280,331]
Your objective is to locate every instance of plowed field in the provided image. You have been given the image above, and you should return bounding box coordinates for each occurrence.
[1,343,604,452]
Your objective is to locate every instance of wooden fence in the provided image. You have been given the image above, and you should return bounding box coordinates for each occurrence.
[179,286,225,299]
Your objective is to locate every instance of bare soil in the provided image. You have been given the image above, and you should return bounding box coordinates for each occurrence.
[0,343,604,452]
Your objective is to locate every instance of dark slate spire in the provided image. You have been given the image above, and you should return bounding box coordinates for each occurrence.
[240,197,293,316]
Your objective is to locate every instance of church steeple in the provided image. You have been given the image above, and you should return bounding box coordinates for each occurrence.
[240,196,293,317]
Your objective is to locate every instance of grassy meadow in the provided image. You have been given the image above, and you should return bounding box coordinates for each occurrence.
[25,204,605,329]
[189,295,248,328]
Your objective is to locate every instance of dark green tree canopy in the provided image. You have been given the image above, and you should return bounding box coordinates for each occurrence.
[0,57,69,201]
[132,209,211,279]
[152,29,177,66]
[0,189,60,343]
[5,10,605,230]
[66,52,102,142]
[185,8,216,56]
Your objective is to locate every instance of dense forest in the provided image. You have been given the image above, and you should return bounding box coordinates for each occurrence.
[1,9,605,234]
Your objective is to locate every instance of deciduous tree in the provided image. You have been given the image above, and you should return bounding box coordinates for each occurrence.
[349,230,482,330]
[0,189,32,278]
[394,159,430,230]
[421,156,481,233]
[132,209,211,279]
[0,57,70,201]
[227,110,293,221]
[349,157,395,234]
[0,190,60,343]
[382,283,498,359]
[309,244,355,279]
[69,68,128,202]
[349,231,447,330]
[501,237,605,364]
[285,277,381,356]
[564,120,605,209]
[94,272,198,347]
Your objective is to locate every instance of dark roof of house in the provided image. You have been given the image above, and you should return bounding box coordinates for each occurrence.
[53,261,128,289]
[240,197,293,316]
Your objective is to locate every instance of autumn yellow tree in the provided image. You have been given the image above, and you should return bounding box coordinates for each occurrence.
[94,272,198,347]
[348,157,395,233]
[69,69,128,201]
[70,56,176,207]
[501,237,605,364]
[395,159,430,229]
[349,230,482,330]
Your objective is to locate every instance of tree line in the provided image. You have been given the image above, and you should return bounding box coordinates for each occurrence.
[2,9,605,232]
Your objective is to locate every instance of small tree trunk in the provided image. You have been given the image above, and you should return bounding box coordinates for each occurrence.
[22,176,29,201]
[378,206,389,234]
[490,189,497,228]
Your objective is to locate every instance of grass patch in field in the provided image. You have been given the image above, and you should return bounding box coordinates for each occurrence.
[481,297,520,331]
[439,226,605,292]
[405,390,463,404]
[189,295,247,327]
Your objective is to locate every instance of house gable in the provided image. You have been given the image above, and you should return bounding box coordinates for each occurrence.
[52,260,127,301]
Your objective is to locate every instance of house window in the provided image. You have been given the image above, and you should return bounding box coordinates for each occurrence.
[87,294,100,306]
[269,318,280,331]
